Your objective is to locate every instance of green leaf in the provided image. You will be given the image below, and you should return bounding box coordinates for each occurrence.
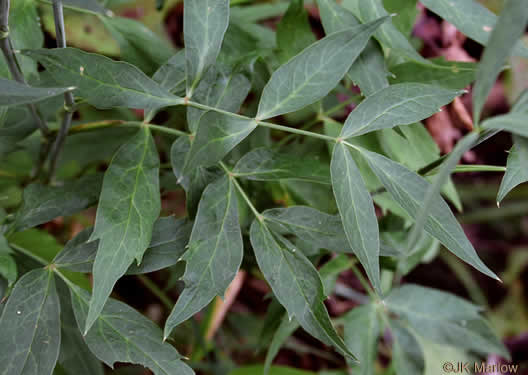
[482,112,528,137]
[382,0,419,37]
[185,0,230,96]
[331,143,380,294]
[0,78,73,107]
[316,0,389,96]
[54,217,192,275]
[378,125,462,211]
[498,136,528,204]
[152,50,186,96]
[420,0,528,58]
[264,315,300,375]
[472,0,528,123]
[0,253,17,287]
[170,136,224,217]
[342,0,426,63]
[183,112,257,172]
[23,48,182,111]
[348,41,390,97]
[389,320,425,375]
[358,148,499,280]
[0,269,60,375]
[407,132,478,253]
[276,0,316,63]
[85,126,161,334]
[233,147,330,184]
[100,16,175,76]
[263,206,349,253]
[10,0,44,78]
[14,173,103,231]
[187,67,251,133]
[385,284,509,357]
[56,281,104,375]
[249,220,356,359]
[164,176,242,338]
[343,304,380,375]
[256,17,389,120]
[340,83,463,138]
[70,286,194,375]
[389,59,478,90]
[263,255,351,374]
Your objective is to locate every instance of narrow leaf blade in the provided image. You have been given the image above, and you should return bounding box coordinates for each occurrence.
[420,0,528,58]
[0,269,61,375]
[359,149,499,280]
[23,48,182,111]
[250,220,356,359]
[341,83,463,138]
[256,17,389,120]
[70,286,194,375]
[331,143,381,294]
[472,0,528,122]
[498,136,528,203]
[0,78,72,107]
[185,0,230,95]
[85,127,161,334]
[164,176,243,337]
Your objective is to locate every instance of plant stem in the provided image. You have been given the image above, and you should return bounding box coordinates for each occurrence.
[47,0,77,182]
[37,0,102,17]
[275,95,359,147]
[137,274,174,310]
[65,120,189,137]
[185,100,338,143]
[258,121,337,142]
[219,162,263,221]
[349,262,378,300]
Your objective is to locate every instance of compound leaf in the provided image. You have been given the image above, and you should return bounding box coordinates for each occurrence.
[84,126,160,334]
[0,269,60,375]
[164,176,242,338]
[256,17,389,120]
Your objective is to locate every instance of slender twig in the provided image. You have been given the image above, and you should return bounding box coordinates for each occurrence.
[0,0,52,179]
[47,0,76,182]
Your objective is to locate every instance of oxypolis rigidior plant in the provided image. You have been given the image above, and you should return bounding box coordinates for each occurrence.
[0,0,527,374]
